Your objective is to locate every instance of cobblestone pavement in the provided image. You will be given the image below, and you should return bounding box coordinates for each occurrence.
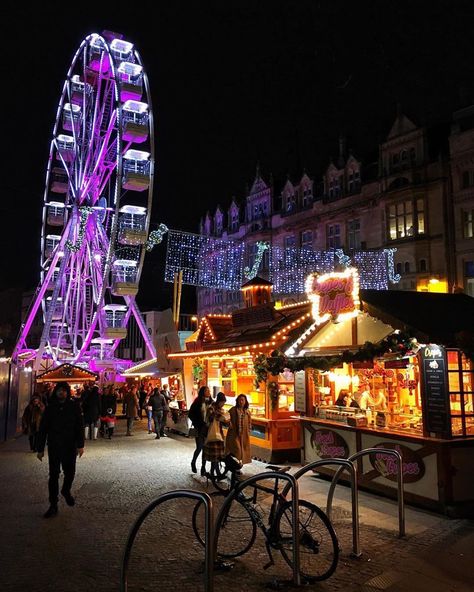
[1,419,473,592]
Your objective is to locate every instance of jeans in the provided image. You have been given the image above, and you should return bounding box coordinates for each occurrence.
[48,447,77,505]
[161,411,169,435]
[153,411,163,436]
[147,409,153,432]
[127,417,134,433]
[191,426,207,469]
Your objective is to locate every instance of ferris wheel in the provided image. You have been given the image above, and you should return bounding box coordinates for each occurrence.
[14,31,156,371]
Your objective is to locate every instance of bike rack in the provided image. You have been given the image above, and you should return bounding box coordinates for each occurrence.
[120,490,214,592]
[282,460,361,557]
[326,448,405,538]
[216,471,302,587]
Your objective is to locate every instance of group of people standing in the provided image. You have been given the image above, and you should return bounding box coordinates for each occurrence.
[188,386,252,477]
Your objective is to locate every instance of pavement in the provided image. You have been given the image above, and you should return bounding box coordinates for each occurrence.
[0,418,473,592]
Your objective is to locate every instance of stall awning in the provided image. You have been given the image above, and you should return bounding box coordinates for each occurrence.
[123,357,181,377]
[36,363,98,383]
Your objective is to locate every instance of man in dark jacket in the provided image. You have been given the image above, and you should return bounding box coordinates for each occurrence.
[148,388,166,440]
[37,382,85,518]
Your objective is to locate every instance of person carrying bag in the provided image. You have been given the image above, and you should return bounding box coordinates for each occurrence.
[203,392,228,477]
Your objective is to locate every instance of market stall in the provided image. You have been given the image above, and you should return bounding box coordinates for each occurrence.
[168,278,313,462]
[256,269,474,516]
[36,363,98,398]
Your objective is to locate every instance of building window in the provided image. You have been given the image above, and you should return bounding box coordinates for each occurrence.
[410,147,416,162]
[419,259,427,272]
[327,224,341,249]
[230,209,239,232]
[396,263,402,275]
[301,230,313,250]
[213,290,223,305]
[462,171,474,189]
[388,199,425,240]
[284,235,296,249]
[463,210,474,238]
[347,219,361,250]
[404,262,410,274]
[286,193,296,212]
[465,261,474,297]
[302,188,312,208]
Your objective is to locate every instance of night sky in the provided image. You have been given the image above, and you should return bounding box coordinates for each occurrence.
[2,1,474,313]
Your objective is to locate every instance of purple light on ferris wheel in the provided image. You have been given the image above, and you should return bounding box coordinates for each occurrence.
[13,31,156,373]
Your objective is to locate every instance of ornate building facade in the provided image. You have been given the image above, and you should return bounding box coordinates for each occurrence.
[197,110,474,317]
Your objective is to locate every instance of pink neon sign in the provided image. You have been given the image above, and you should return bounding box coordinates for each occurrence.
[306,268,360,324]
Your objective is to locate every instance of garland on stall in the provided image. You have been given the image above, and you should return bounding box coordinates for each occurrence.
[253,331,417,387]
[192,357,205,382]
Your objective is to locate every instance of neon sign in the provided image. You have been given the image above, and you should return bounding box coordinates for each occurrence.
[306,267,360,325]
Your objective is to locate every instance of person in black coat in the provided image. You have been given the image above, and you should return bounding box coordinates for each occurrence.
[37,382,84,518]
[100,385,117,439]
[82,385,101,440]
[188,386,211,475]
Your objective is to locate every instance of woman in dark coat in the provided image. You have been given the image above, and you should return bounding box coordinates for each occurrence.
[188,386,211,475]
[203,392,228,477]
[82,385,101,440]
[22,395,45,451]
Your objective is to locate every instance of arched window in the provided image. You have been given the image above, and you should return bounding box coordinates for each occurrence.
[404,262,410,273]
[396,263,402,275]
[419,259,427,272]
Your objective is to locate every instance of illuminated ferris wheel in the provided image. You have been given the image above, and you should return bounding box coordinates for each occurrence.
[14,31,156,370]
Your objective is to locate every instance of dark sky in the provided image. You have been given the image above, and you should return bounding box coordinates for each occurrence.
[2,1,474,312]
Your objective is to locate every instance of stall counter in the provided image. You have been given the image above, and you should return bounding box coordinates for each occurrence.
[300,416,474,517]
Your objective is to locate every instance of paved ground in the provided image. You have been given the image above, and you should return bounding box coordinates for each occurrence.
[1,418,473,592]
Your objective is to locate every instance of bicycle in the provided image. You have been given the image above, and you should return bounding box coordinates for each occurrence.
[192,458,339,582]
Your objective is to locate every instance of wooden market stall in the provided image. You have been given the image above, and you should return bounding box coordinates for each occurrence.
[168,277,314,462]
[270,269,474,517]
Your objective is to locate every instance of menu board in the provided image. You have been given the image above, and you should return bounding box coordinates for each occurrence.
[294,370,306,414]
[420,344,451,438]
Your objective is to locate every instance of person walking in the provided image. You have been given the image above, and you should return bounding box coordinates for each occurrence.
[22,395,45,452]
[144,391,153,433]
[188,386,211,475]
[123,385,139,436]
[36,382,84,518]
[101,385,117,439]
[225,394,252,467]
[138,383,147,420]
[82,385,101,440]
[149,387,166,439]
[203,392,228,478]
[160,386,172,437]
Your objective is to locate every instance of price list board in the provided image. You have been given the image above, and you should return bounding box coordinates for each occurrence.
[420,345,452,439]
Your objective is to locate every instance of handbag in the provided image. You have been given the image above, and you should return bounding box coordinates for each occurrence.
[205,418,223,443]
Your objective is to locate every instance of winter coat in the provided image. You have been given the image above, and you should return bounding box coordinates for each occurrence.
[101,393,117,416]
[225,406,252,464]
[37,397,84,453]
[188,397,209,430]
[82,389,101,423]
[22,401,45,435]
[123,391,140,418]
[149,391,167,413]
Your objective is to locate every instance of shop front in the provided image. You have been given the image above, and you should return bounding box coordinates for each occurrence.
[265,270,474,516]
[168,278,312,462]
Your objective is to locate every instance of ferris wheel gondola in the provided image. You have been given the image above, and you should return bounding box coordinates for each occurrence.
[14,31,156,370]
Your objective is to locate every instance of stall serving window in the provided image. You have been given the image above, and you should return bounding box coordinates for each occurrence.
[447,349,474,436]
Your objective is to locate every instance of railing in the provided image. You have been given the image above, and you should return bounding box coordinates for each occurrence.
[281,459,361,557]
[326,448,405,538]
[120,490,214,592]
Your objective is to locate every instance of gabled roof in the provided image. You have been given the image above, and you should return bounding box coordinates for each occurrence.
[36,363,98,383]
[360,290,474,344]
[241,276,273,288]
[197,314,234,342]
[387,113,418,140]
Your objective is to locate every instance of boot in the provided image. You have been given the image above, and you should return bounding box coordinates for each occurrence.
[93,427,99,440]
[108,427,114,439]
[84,426,90,440]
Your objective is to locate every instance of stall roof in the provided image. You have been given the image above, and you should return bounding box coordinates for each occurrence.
[36,363,98,383]
[360,290,474,344]
[123,357,180,377]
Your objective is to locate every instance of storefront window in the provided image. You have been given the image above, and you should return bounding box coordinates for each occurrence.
[447,349,474,436]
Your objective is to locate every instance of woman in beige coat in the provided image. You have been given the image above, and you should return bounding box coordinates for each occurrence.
[226,394,252,465]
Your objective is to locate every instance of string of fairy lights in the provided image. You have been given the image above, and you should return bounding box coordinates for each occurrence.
[161,228,401,292]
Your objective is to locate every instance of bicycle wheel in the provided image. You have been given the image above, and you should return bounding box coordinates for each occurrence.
[210,460,232,493]
[193,491,257,558]
[275,500,339,582]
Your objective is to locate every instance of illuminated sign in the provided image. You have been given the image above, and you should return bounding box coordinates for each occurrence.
[305,267,360,325]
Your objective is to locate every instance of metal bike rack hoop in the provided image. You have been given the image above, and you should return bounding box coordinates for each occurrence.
[326,448,405,538]
[120,489,214,592]
[282,459,361,557]
[217,472,302,587]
